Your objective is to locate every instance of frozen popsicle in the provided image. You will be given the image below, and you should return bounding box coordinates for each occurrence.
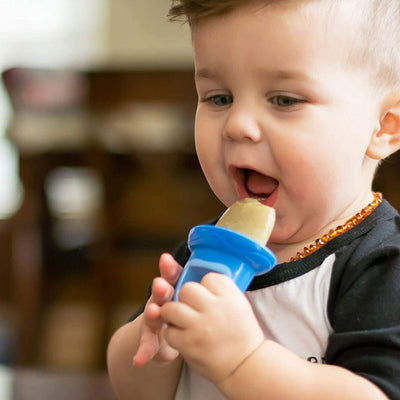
[216,198,275,246]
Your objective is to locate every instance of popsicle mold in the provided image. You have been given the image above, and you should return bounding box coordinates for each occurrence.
[173,223,277,301]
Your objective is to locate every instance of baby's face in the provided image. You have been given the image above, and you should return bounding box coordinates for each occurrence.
[192,2,382,245]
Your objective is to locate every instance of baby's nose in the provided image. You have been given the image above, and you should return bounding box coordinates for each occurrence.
[223,106,262,142]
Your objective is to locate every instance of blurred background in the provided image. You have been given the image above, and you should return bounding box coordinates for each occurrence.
[0,1,399,399]
[0,0,225,398]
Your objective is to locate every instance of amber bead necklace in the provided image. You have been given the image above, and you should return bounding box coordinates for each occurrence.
[290,192,383,262]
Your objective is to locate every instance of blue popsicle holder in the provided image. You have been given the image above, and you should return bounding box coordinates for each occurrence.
[173,225,277,301]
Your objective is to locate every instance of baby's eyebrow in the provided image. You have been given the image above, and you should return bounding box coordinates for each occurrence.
[195,67,318,85]
[265,69,317,84]
[195,67,219,81]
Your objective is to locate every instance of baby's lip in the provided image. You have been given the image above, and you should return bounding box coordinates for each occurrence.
[230,166,279,206]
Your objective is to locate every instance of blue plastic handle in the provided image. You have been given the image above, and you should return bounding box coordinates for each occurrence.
[173,225,277,301]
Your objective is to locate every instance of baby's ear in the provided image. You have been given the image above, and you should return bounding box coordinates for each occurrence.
[367,91,400,160]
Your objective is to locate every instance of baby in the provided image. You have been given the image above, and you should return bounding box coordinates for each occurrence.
[107,1,400,399]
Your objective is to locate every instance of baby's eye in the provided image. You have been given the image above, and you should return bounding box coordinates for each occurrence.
[270,95,303,107]
[209,94,233,106]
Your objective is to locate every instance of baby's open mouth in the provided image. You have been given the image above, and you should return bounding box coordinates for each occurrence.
[243,169,279,205]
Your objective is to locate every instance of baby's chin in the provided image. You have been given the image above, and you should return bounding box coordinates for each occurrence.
[268,216,316,246]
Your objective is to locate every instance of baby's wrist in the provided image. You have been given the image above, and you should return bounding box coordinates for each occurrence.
[215,339,266,390]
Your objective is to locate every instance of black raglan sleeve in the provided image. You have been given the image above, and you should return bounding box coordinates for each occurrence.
[325,231,400,400]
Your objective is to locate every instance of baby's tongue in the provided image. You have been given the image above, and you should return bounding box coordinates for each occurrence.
[245,170,278,198]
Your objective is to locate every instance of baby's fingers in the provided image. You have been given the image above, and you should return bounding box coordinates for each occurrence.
[159,253,183,287]
[134,312,180,366]
[151,277,175,306]
[133,328,160,366]
[133,254,183,368]
[143,301,163,330]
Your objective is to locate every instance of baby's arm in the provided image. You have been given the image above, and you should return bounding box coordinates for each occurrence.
[216,339,389,400]
[161,272,389,400]
[107,254,183,400]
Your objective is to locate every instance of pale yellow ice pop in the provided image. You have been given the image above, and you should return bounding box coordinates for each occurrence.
[216,198,275,246]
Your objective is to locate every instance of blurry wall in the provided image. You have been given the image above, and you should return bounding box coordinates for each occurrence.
[107,0,193,68]
[0,0,192,69]
[0,0,107,69]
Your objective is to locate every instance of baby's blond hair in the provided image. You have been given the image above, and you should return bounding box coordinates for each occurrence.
[169,0,400,92]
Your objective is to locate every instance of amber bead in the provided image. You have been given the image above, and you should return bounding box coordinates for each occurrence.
[328,229,337,239]
[336,225,346,234]
[361,208,370,217]
[321,235,330,243]
[344,221,354,230]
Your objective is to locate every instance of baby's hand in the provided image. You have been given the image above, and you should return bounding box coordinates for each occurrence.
[161,273,264,383]
[133,253,182,366]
